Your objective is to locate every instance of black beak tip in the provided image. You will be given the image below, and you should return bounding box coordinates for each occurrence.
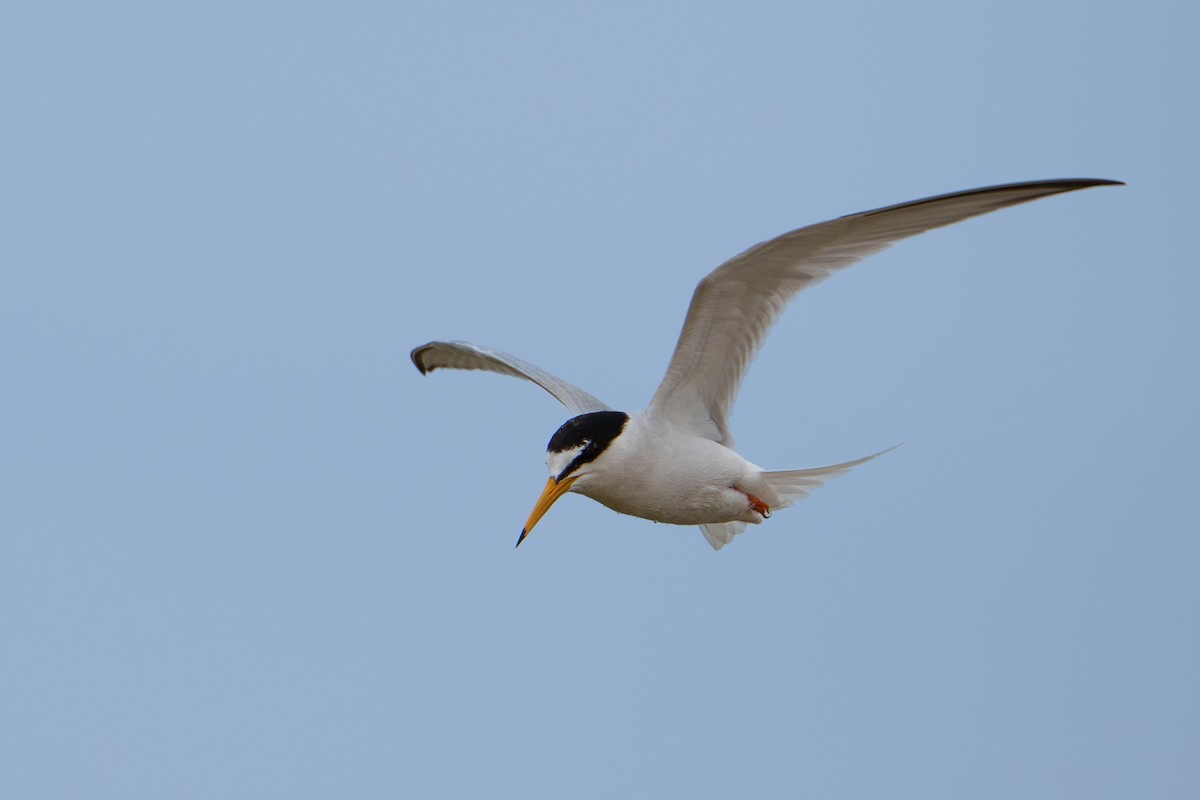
[515,529,529,548]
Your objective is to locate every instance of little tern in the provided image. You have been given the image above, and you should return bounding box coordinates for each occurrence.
[412,178,1121,549]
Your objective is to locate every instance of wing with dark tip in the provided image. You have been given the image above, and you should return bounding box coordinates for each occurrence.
[411,340,612,416]
[646,178,1123,445]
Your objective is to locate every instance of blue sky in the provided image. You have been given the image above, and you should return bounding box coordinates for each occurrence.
[3,2,1197,798]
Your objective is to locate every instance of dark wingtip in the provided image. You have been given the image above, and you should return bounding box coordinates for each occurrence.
[1064,178,1125,189]
[1021,177,1124,189]
[1063,178,1123,186]
[858,177,1125,220]
[410,344,432,374]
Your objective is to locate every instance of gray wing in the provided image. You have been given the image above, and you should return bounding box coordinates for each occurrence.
[411,340,612,417]
[646,178,1123,445]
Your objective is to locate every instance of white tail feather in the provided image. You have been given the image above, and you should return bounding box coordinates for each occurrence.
[700,521,747,550]
[764,445,899,508]
[699,445,900,550]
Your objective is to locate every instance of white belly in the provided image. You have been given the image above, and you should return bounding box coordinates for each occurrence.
[569,417,773,525]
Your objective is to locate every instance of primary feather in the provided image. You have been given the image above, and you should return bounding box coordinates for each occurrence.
[646,179,1122,445]
[411,339,611,416]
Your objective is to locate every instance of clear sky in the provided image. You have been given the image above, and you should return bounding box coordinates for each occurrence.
[3,2,1197,798]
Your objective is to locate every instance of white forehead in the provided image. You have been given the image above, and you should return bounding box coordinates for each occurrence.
[546,443,586,477]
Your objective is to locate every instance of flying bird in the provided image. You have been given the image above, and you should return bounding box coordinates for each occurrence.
[412,179,1121,550]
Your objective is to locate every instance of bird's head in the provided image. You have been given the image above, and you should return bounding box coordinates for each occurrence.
[517,410,629,547]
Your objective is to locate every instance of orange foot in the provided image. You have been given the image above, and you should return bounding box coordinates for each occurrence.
[739,489,771,518]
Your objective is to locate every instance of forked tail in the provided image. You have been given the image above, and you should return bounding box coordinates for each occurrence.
[699,445,900,550]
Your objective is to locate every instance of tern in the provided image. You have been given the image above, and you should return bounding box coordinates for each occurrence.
[412,178,1121,550]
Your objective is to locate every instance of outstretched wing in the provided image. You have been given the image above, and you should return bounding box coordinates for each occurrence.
[411,340,612,416]
[646,178,1123,445]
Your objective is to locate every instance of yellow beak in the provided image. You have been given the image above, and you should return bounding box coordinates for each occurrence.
[517,476,578,548]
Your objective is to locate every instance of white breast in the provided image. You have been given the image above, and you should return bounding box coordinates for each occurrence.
[569,414,771,525]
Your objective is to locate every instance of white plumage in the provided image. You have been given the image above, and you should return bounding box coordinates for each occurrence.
[412,179,1121,549]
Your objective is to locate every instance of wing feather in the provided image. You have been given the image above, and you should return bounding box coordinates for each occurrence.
[647,178,1122,444]
[411,340,611,416]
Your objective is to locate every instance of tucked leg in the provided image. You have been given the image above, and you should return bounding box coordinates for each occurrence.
[737,488,771,518]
